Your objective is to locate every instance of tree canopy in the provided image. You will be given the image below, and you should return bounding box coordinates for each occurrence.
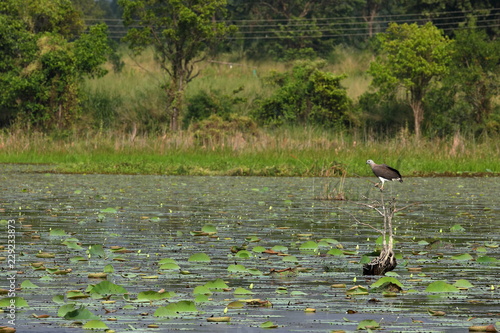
[368,22,453,138]
[119,0,236,131]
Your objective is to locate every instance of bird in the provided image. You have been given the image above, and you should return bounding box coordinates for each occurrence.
[366,160,403,191]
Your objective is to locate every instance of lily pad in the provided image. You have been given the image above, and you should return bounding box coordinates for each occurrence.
[188,253,211,262]
[425,281,460,293]
[154,300,198,317]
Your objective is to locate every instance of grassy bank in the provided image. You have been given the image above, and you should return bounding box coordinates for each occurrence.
[0,129,498,176]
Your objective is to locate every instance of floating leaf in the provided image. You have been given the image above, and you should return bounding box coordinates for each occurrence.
[261,320,278,329]
[477,256,498,263]
[299,241,318,250]
[21,280,39,289]
[207,316,231,322]
[60,305,99,320]
[160,263,180,270]
[188,253,211,262]
[67,291,88,299]
[154,301,198,317]
[36,252,55,258]
[88,245,105,258]
[453,279,474,289]
[252,246,266,253]
[357,319,380,330]
[271,245,288,252]
[90,281,128,297]
[418,240,430,245]
[234,287,254,295]
[49,228,67,237]
[103,264,114,273]
[281,255,298,263]
[83,320,108,330]
[425,281,460,293]
[52,295,65,304]
[62,239,83,250]
[137,290,175,301]
[201,224,217,234]
[346,285,369,295]
[450,224,465,232]
[451,253,473,261]
[327,248,344,256]
[235,250,252,258]
[228,264,248,273]
[227,300,244,309]
[370,277,404,292]
[193,285,212,296]
[0,297,28,308]
[204,278,229,290]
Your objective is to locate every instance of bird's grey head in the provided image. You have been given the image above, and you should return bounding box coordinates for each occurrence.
[366,159,375,165]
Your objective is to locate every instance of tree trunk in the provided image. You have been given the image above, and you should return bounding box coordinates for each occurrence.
[410,99,424,139]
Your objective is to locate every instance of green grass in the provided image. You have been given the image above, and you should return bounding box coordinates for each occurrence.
[0,129,498,176]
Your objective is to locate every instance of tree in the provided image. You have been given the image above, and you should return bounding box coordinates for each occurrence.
[368,22,453,138]
[0,0,111,129]
[254,60,352,128]
[119,0,236,131]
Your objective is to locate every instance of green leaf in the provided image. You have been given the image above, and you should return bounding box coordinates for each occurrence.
[271,245,288,252]
[188,253,211,262]
[201,224,217,234]
[103,264,114,273]
[252,246,266,253]
[282,255,298,263]
[88,244,105,257]
[477,256,498,263]
[450,224,466,232]
[154,301,198,317]
[83,320,108,330]
[90,280,128,296]
[0,297,29,308]
[21,280,39,289]
[62,239,83,250]
[158,258,178,264]
[425,281,460,293]
[52,295,65,304]
[61,305,99,320]
[299,240,318,250]
[235,250,252,258]
[453,279,473,289]
[370,277,404,290]
[451,253,473,260]
[326,248,344,256]
[204,278,229,290]
[234,287,254,295]
[227,264,248,273]
[358,319,380,330]
[193,285,212,296]
[49,228,67,237]
[137,290,175,301]
[261,320,278,329]
[160,263,180,270]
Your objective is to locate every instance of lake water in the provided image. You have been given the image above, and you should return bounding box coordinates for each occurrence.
[1,165,499,332]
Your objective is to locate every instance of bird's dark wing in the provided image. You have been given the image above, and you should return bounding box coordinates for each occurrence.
[383,165,402,179]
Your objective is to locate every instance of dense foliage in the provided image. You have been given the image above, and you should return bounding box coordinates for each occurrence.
[254,60,352,129]
[0,0,499,138]
[0,0,111,130]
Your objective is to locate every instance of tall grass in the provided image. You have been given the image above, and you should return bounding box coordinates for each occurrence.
[0,127,498,176]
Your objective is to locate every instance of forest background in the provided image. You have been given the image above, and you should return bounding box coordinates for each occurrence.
[0,0,499,177]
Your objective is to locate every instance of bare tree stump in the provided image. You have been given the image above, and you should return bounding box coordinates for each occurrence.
[363,248,397,276]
